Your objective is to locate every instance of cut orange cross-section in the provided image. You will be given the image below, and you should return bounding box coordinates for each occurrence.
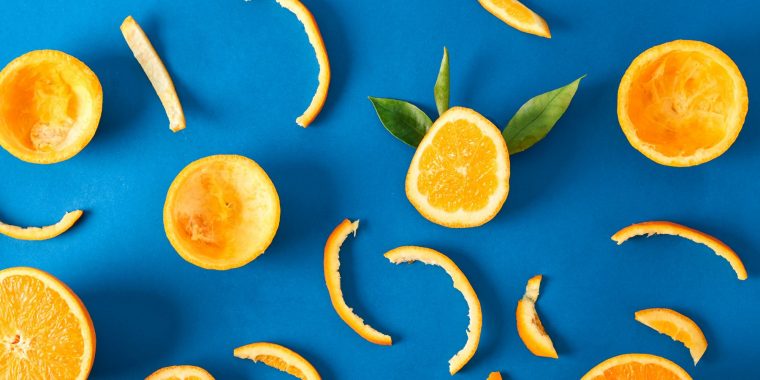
[406,107,510,228]
[0,210,83,241]
[516,275,558,358]
[0,267,95,380]
[121,15,186,132]
[273,0,330,127]
[635,308,707,365]
[612,221,747,280]
[478,0,551,38]
[385,246,481,375]
[146,365,215,380]
[234,342,321,380]
[581,353,692,380]
[324,219,392,345]
[487,371,503,380]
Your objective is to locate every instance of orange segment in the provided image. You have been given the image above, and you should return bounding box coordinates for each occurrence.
[274,0,330,127]
[0,210,83,241]
[581,353,692,380]
[516,275,557,358]
[635,308,708,365]
[121,16,186,132]
[478,0,551,38]
[487,371,503,380]
[618,40,747,166]
[612,221,747,280]
[324,219,392,345]
[234,342,321,380]
[384,246,481,375]
[0,267,95,380]
[406,107,510,228]
[163,155,280,270]
[146,365,215,380]
[0,50,102,164]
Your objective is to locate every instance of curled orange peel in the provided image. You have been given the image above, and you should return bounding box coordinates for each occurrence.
[516,275,558,358]
[635,308,708,365]
[0,210,83,241]
[324,219,392,345]
[384,246,481,375]
[612,221,747,280]
[234,342,321,380]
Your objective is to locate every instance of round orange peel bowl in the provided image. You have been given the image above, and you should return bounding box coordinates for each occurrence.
[618,40,748,167]
[163,155,280,270]
[0,50,102,164]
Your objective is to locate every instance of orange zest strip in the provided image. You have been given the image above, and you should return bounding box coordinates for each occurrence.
[146,365,215,380]
[234,342,321,380]
[0,210,83,241]
[612,221,747,280]
[635,308,708,365]
[273,0,330,127]
[384,246,482,375]
[487,372,503,380]
[324,219,392,345]
[516,275,558,358]
[120,15,186,132]
[477,0,551,38]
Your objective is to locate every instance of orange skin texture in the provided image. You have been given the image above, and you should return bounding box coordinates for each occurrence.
[487,371,503,380]
[146,365,215,380]
[635,308,708,365]
[478,0,551,38]
[0,210,83,241]
[581,353,692,380]
[324,219,392,345]
[516,275,558,358]
[234,342,321,380]
[612,221,747,280]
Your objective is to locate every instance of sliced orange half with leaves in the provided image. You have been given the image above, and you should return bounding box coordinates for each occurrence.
[516,275,558,358]
[581,353,692,380]
[635,308,707,365]
[0,267,95,380]
[0,210,83,241]
[273,0,330,127]
[487,371,503,380]
[324,219,392,345]
[234,342,321,380]
[406,107,510,228]
[478,0,551,38]
[618,40,747,166]
[385,246,481,375]
[146,365,215,380]
[121,15,186,132]
[612,221,747,280]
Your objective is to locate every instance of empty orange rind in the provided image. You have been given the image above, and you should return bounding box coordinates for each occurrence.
[0,210,83,241]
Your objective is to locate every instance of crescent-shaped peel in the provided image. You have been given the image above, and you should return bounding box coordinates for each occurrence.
[516,275,558,358]
[0,210,83,241]
[234,342,321,380]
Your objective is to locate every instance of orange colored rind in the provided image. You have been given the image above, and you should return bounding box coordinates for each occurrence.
[487,371,503,380]
[0,210,83,241]
[234,342,321,380]
[478,0,551,38]
[635,308,708,365]
[581,353,692,380]
[146,365,215,380]
[516,275,558,358]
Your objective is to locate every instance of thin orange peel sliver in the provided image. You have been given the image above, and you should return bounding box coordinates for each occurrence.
[234,342,321,380]
[0,210,83,241]
[516,274,558,358]
[635,308,708,365]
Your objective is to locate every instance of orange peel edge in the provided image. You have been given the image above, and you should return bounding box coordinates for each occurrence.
[0,210,83,241]
[234,342,321,380]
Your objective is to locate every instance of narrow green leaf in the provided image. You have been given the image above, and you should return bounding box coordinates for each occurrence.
[502,75,585,154]
[369,97,433,147]
[434,47,450,116]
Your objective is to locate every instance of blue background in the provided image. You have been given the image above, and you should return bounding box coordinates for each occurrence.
[1,0,758,378]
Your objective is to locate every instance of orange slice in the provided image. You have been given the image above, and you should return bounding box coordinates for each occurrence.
[324,219,392,345]
[612,221,747,280]
[406,107,510,228]
[164,155,280,270]
[385,246,481,375]
[274,0,330,127]
[0,210,83,241]
[121,15,186,132]
[618,40,747,166]
[581,353,692,380]
[0,267,95,380]
[635,308,707,365]
[146,365,215,380]
[478,0,551,38]
[516,275,558,358]
[487,371,503,380]
[234,342,321,380]
[0,50,102,164]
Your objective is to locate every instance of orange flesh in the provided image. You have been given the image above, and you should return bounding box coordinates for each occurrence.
[146,365,215,380]
[635,308,707,365]
[582,354,692,380]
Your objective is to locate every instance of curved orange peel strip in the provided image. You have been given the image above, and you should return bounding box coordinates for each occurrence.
[612,221,747,280]
[635,308,708,365]
[487,372,503,380]
[234,342,321,380]
[120,15,186,132]
[146,365,215,380]
[384,246,481,375]
[324,219,392,345]
[478,0,551,38]
[516,275,558,358]
[0,210,83,241]
[274,0,330,127]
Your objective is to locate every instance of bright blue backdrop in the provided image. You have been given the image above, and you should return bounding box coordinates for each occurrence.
[1,0,758,379]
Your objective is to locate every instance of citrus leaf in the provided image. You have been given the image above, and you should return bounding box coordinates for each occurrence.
[503,75,585,154]
[434,47,450,116]
[369,97,432,147]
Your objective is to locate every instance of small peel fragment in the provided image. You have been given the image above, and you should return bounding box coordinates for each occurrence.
[635,308,708,365]
[487,372,503,380]
[516,275,558,358]
[478,0,551,38]
[0,210,83,241]
[120,15,186,132]
[234,342,321,380]
[324,219,392,345]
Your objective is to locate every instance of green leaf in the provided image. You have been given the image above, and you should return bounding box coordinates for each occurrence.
[503,75,586,154]
[434,47,450,116]
[369,97,433,147]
